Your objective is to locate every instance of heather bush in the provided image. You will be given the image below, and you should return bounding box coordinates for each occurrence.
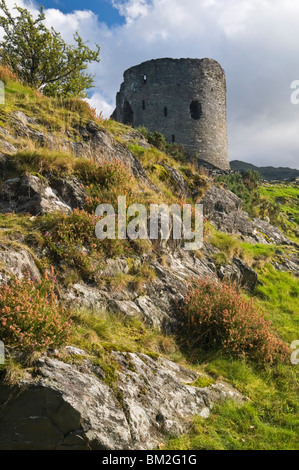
[42,209,105,279]
[181,278,289,364]
[0,64,17,84]
[0,270,71,351]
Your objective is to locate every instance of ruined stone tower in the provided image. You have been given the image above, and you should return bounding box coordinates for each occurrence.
[112,58,230,170]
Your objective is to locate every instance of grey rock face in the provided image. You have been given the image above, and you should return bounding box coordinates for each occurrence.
[232,258,258,291]
[113,58,230,170]
[163,164,190,198]
[0,175,72,215]
[2,111,151,186]
[0,356,132,450]
[0,244,41,285]
[0,350,244,450]
[64,249,215,333]
[0,174,86,215]
[50,177,86,210]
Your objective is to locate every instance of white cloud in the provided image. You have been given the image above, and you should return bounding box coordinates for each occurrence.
[86,92,114,118]
[112,0,150,23]
[1,0,299,168]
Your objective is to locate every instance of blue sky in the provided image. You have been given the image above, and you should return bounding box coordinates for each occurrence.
[2,0,299,169]
[41,0,124,26]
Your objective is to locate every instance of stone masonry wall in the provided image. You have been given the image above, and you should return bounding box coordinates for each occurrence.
[112,58,230,170]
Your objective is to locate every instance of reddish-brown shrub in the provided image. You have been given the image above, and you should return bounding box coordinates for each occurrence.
[0,270,71,351]
[0,65,18,84]
[181,278,289,364]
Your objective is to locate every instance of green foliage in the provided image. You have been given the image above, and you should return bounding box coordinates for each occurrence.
[217,170,261,215]
[186,375,216,388]
[217,173,298,241]
[181,278,289,364]
[209,229,240,258]
[259,184,299,242]
[70,309,181,364]
[41,209,105,282]
[165,357,299,450]
[0,270,71,351]
[254,264,299,341]
[136,126,187,163]
[0,149,78,179]
[0,1,100,97]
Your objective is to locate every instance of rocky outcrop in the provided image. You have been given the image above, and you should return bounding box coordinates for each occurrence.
[163,164,189,198]
[0,244,41,285]
[0,175,72,215]
[1,111,150,184]
[201,184,294,246]
[64,249,216,332]
[0,348,244,450]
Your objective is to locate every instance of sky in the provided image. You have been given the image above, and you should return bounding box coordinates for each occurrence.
[1,0,299,169]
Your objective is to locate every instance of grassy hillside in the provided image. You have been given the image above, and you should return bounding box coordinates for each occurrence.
[0,69,298,450]
[217,171,299,243]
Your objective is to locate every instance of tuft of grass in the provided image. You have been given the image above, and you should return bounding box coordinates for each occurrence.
[70,308,181,363]
[1,149,78,179]
[186,374,216,388]
[165,356,298,450]
[209,229,241,258]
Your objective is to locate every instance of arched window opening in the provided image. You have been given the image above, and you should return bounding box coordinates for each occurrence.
[190,101,202,120]
[123,100,134,126]
[164,107,168,117]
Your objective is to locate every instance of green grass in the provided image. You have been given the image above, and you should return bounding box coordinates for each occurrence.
[209,229,241,258]
[0,70,298,450]
[164,260,299,450]
[0,67,100,145]
[259,184,299,224]
[254,264,299,341]
[167,355,298,450]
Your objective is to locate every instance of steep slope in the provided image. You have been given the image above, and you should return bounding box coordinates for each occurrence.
[0,71,298,450]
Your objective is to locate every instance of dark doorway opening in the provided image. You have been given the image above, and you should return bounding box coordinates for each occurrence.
[123,101,134,125]
[190,101,202,120]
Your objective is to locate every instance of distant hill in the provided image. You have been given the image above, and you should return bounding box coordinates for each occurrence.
[230,160,299,181]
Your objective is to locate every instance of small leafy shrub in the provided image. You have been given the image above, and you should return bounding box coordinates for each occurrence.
[0,270,71,351]
[181,278,289,364]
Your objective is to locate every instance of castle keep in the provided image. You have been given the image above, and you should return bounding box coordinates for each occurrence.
[112,58,230,170]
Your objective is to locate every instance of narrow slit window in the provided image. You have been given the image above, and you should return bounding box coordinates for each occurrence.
[190,101,202,120]
[172,134,175,143]
[142,100,145,110]
[143,74,147,84]
[164,107,168,117]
